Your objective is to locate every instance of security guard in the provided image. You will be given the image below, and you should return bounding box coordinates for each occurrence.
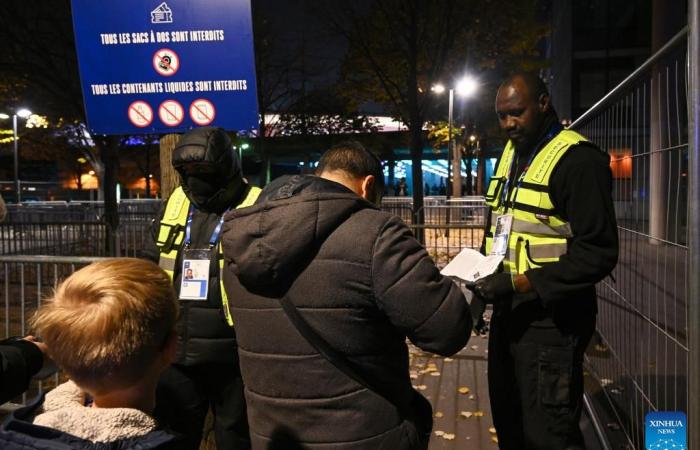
[150,127,260,450]
[467,74,618,449]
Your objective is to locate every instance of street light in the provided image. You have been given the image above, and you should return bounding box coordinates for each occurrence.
[0,108,33,202]
[432,76,478,197]
[7,109,33,202]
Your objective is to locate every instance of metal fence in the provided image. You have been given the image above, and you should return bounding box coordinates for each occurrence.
[0,255,109,409]
[1,201,160,257]
[570,26,696,448]
[1,197,487,261]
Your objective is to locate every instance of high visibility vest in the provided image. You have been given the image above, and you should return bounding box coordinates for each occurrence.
[156,185,261,326]
[484,129,589,274]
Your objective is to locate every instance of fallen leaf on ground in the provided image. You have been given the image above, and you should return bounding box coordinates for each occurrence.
[469,395,476,400]
[413,384,427,391]
[434,412,444,418]
[434,430,445,437]
[473,411,485,417]
[430,372,441,377]
[460,411,473,419]
[491,436,499,444]
[458,387,471,394]
[443,433,455,440]
[488,427,497,434]
[470,345,479,351]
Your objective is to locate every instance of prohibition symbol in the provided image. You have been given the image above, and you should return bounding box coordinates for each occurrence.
[153,48,179,76]
[128,101,153,128]
[158,100,184,127]
[189,99,216,126]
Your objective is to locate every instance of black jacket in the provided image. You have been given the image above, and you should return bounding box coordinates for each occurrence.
[0,338,43,404]
[0,394,185,450]
[143,127,247,366]
[221,175,471,449]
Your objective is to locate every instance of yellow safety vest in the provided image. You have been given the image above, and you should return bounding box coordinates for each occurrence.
[156,185,261,326]
[484,129,589,274]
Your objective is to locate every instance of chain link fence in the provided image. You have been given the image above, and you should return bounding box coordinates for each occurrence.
[570,27,695,448]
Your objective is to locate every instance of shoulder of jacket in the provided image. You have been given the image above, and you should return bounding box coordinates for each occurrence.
[162,187,189,224]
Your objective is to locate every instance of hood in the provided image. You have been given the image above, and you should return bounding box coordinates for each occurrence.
[172,126,244,213]
[222,175,376,291]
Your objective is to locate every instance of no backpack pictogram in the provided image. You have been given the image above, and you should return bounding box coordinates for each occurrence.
[127,101,153,127]
[153,48,179,76]
[158,100,184,126]
[189,99,216,126]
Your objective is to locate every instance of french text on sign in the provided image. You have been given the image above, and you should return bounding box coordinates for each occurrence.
[128,101,153,127]
[190,99,216,126]
[159,100,184,126]
[153,48,180,76]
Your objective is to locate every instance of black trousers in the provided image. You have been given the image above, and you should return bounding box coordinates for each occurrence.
[155,362,251,450]
[488,305,595,450]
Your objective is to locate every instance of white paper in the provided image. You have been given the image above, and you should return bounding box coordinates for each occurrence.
[440,248,504,283]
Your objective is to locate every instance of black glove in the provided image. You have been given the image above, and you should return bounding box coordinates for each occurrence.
[465,272,515,303]
[470,293,487,333]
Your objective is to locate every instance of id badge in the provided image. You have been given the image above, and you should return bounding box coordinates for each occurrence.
[490,214,513,256]
[179,248,212,301]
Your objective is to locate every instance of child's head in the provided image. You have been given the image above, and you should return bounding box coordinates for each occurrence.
[31,258,178,393]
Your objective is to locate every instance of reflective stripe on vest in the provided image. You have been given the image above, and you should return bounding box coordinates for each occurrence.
[156,184,262,325]
[484,129,588,274]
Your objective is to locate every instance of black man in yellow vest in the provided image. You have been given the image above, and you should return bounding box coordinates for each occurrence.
[467,74,618,449]
[150,127,260,450]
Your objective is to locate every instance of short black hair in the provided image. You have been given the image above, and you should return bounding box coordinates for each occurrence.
[501,72,550,100]
[316,140,385,199]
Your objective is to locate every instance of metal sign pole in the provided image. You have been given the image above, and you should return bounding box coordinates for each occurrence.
[12,114,20,203]
[687,0,700,446]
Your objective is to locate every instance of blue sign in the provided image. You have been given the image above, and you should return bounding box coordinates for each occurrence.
[646,411,686,450]
[71,0,258,135]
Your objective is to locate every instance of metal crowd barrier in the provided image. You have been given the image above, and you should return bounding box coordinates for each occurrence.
[0,255,109,410]
[570,26,696,447]
[381,196,488,226]
[1,201,161,258]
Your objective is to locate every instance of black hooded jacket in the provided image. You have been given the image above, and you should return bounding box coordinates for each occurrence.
[221,175,471,449]
[145,127,247,366]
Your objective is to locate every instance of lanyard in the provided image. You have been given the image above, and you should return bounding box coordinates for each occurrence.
[184,205,228,248]
[501,123,563,213]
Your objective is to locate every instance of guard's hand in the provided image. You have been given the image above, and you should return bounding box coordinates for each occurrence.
[465,273,514,302]
[469,293,488,333]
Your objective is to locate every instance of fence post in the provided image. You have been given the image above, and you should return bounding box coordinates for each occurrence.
[687,0,700,447]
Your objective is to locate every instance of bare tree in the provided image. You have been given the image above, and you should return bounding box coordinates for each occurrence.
[320,0,546,227]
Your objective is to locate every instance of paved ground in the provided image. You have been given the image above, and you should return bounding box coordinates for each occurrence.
[409,335,498,449]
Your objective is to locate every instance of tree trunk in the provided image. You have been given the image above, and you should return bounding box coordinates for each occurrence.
[101,136,120,256]
[406,1,424,241]
[145,144,151,198]
[649,0,685,243]
[160,134,181,200]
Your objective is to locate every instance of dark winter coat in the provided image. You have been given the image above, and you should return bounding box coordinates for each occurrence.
[0,338,44,403]
[143,127,247,366]
[221,175,471,449]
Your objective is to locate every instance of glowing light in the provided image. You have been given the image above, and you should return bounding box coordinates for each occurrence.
[26,114,49,129]
[431,84,446,94]
[88,170,95,175]
[0,113,9,120]
[455,76,478,98]
[16,108,32,119]
[77,157,87,164]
